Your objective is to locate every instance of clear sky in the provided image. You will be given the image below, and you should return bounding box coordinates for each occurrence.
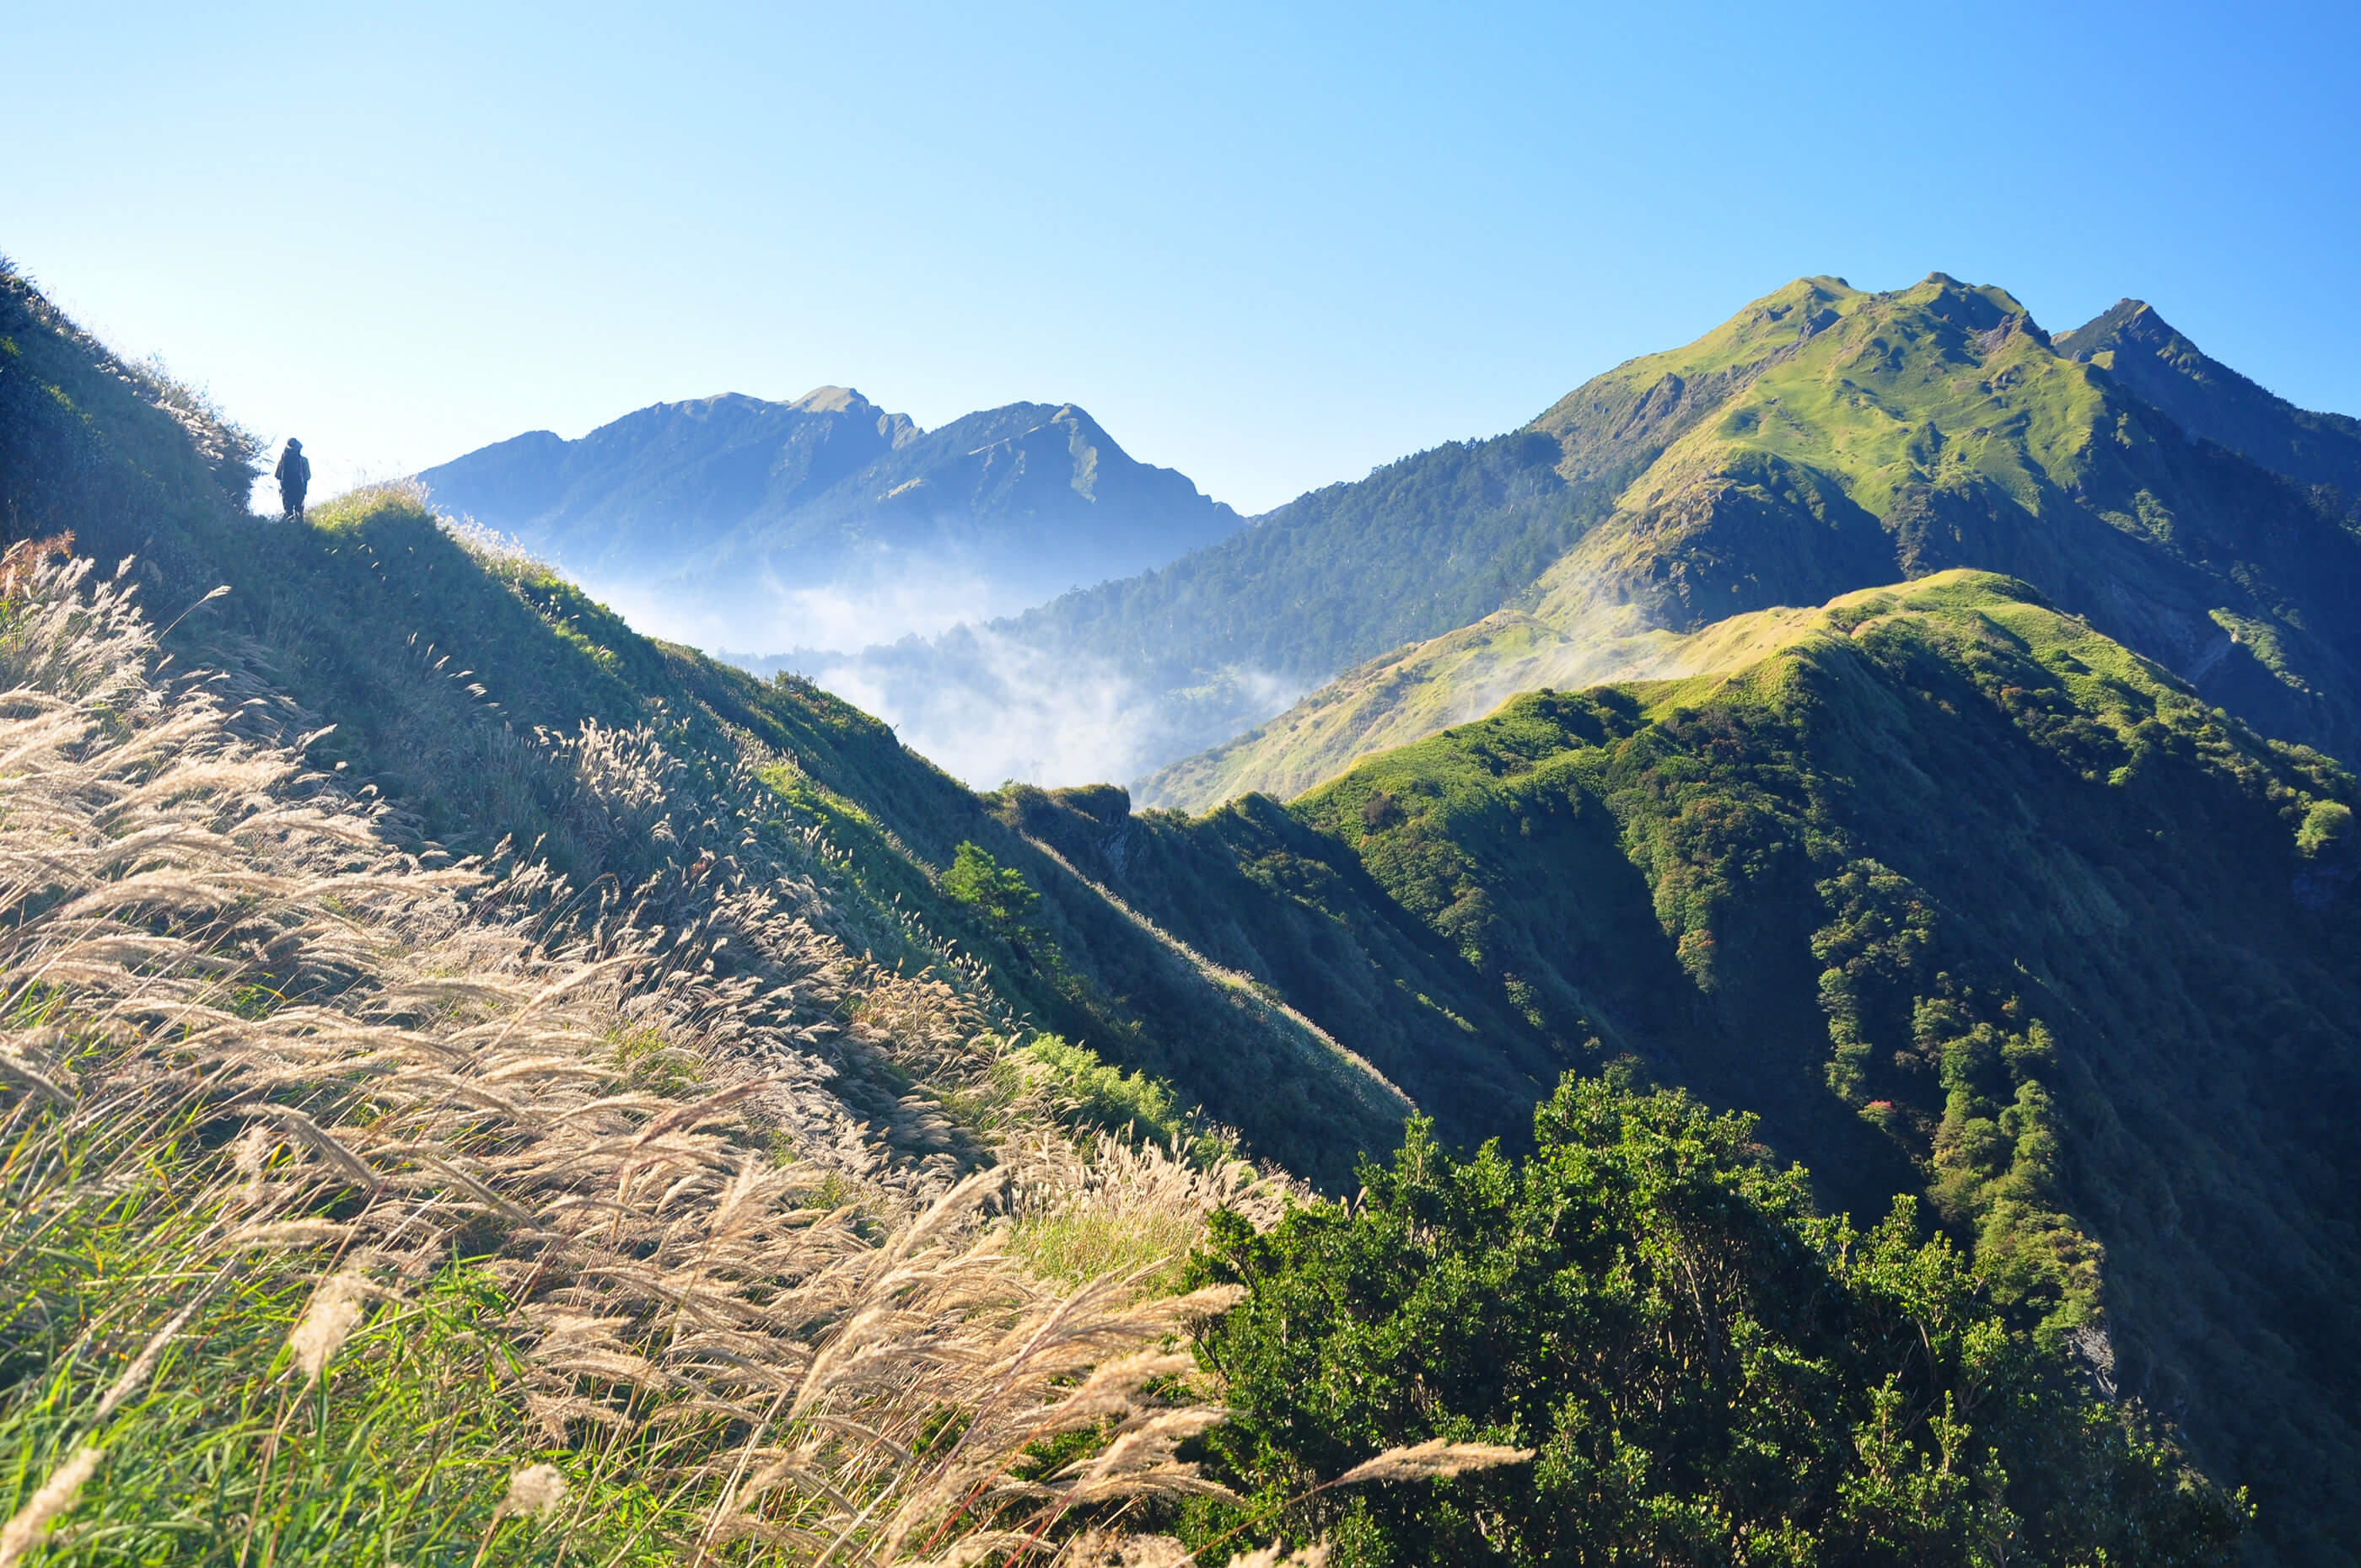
[8,1,2358,512]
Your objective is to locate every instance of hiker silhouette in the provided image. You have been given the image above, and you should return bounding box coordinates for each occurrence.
[274,438,311,520]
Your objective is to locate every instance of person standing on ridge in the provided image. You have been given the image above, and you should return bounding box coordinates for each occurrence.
[274,438,310,520]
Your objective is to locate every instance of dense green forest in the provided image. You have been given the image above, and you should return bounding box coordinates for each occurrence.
[1186,1081,2245,1565]
[5,254,2353,1561]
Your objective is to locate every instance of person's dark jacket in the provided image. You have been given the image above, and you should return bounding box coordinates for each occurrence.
[274,444,310,505]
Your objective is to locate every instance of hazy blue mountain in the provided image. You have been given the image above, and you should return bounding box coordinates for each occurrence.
[416,388,1240,649]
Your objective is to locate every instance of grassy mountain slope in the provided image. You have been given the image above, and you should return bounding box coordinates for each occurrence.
[1015,280,1874,697]
[1020,572,2361,1561]
[1,255,1320,1564]
[0,540,1277,1565]
[254,489,1407,1182]
[417,388,1240,642]
[1151,274,2361,808]
[0,258,1402,1187]
[1142,591,1832,808]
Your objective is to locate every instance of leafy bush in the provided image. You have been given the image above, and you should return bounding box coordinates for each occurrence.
[1186,1075,2246,1566]
[2298,797,2352,857]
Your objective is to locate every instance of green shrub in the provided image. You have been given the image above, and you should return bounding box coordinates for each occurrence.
[1022,1033,1191,1146]
[1186,1074,2246,1566]
[2297,797,2352,857]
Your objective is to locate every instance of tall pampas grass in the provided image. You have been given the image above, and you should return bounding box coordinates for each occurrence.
[0,544,1246,1565]
[0,1447,101,1568]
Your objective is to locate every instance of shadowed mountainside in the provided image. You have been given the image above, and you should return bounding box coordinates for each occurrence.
[2056,297,2361,507]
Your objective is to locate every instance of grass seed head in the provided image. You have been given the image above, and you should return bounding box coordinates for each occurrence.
[1333,1437,1535,1485]
[497,1463,568,1519]
[287,1272,367,1384]
[0,1445,101,1568]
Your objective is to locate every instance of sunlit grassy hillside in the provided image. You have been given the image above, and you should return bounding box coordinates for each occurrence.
[1,255,1418,1188]
[0,538,1288,1564]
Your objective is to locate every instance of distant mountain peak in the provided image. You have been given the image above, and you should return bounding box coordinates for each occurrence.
[413,385,1240,646]
[790,385,873,415]
[2055,296,2361,498]
[2057,298,2179,357]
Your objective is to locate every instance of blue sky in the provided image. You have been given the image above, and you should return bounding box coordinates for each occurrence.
[8,1,2357,511]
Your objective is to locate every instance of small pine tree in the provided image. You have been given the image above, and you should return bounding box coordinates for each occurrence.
[942,840,1039,940]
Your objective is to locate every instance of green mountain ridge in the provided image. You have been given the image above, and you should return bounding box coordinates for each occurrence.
[2056,297,2361,507]
[1146,274,2361,809]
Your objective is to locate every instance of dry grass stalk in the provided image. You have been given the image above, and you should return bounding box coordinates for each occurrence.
[1331,1439,1535,1485]
[286,1271,368,1384]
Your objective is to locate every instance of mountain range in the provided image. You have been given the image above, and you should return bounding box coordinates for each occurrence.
[1142,275,2361,806]
[415,387,1239,650]
[413,277,2361,808]
[746,276,2361,798]
[8,254,2360,1560]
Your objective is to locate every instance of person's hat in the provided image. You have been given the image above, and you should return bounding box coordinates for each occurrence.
[287,438,302,448]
